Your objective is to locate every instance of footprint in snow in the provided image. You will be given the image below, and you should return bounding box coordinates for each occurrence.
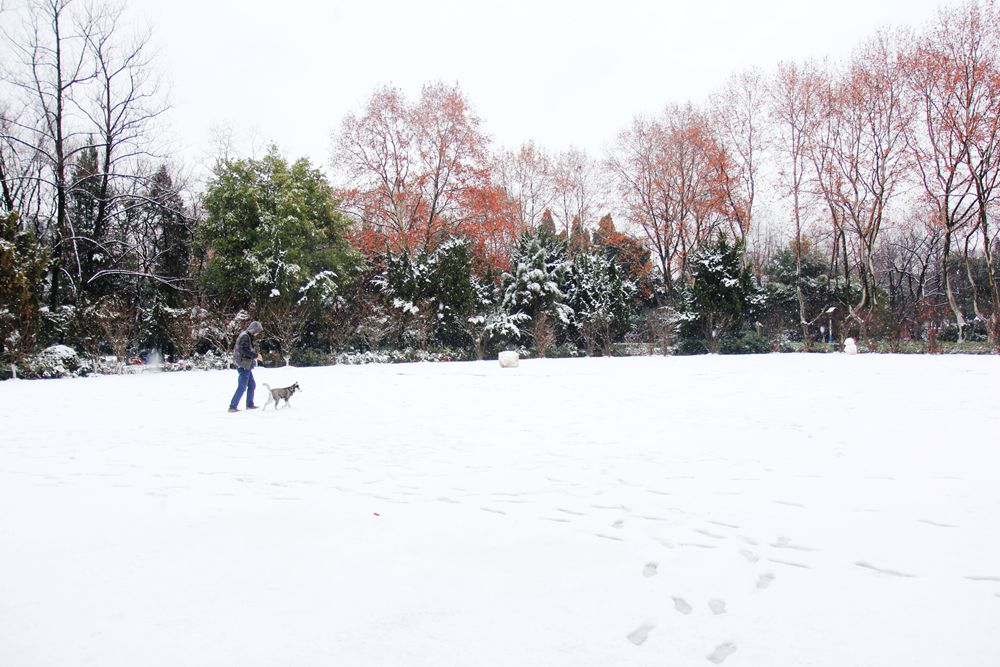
[708,599,727,615]
[756,572,776,590]
[672,597,693,614]
[707,641,738,664]
[642,562,658,578]
[740,549,760,564]
[627,623,654,646]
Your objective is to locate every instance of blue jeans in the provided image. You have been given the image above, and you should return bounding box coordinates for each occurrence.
[229,367,256,409]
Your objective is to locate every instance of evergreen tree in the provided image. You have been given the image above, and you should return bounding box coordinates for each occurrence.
[677,234,763,353]
[198,147,362,309]
[501,225,573,354]
[378,238,478,349]
[150,166,191,306]
[68,145,114,299]
[0,211,50,367]
[760,246,840,342]
[567,250,636,355]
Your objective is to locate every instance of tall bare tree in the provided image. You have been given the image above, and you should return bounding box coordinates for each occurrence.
[2,0,97,308]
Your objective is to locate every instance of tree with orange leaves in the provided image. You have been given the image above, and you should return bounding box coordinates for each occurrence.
[332,82,489,258]
[905,3,993,341]
[833,32,912,321]
[592,214,653,299]
[607,104,727,296]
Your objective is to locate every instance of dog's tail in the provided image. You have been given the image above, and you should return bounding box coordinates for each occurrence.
[262,383,272,391]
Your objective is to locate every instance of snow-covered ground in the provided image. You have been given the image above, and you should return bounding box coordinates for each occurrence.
[1,355,999,666]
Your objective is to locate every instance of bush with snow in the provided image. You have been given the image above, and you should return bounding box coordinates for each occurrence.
[20,345,90,379]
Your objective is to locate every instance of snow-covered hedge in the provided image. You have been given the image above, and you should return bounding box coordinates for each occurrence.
[334,348,466,365]
[18,345,90,379]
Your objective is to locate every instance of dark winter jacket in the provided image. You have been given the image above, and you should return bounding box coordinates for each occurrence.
[232,330,257,370]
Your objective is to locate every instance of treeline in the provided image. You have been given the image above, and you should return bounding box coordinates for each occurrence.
[2,0,999,375]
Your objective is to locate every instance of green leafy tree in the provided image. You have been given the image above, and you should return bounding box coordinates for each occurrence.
[198,148,362,310]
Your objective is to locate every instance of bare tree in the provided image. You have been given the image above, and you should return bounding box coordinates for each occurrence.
[1,0,171,308]
[771,60,823,345]
[710,68,767,248]
[832,32,913,320]
[906,6,982,341]
[1,0,98,308]
[551,147,600,250]
[494,141,555,229]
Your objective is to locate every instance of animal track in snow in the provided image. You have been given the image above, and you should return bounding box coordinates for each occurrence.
[756,572,776,589]
[694,528,727,540]
[595,533,624,542]
[964,575,1000,582]
[708,520,740,529]
[540,516,572,523]
[480,507,507,515]
[854,561,916,578]
[643,562,659,577]
[647,489,673,496]
[592,503,631,511]
[919,519,958,528]
[708,599,727,615]
[739,549,760,563]
[706,641,738,664]
[672,597,693,614]
[768,558,811,569]
[436,497,460,504]
[612,519,625,529]
[774,500,806,508]
[679,542,718,550]
[556,507,586,516]
[627,623,655,646]
[739,535,759,546]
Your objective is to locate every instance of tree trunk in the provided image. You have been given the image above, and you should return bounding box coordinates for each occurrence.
[942,225,966,342]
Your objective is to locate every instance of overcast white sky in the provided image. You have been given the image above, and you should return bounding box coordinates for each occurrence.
[125,0,946,176]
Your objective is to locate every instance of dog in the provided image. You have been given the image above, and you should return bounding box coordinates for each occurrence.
[261,382,302,410]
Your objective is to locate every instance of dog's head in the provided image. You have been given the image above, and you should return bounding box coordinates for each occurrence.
[291,382,302,393]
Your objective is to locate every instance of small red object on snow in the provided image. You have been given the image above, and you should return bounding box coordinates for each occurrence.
[373,512,380,516]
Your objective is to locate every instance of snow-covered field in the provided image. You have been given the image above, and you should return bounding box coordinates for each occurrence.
[1,355,999,666]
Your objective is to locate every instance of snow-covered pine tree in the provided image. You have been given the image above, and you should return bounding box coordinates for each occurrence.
[501,226,573,356]
[0,211,49,370]
[567,250,636,355]
[677,234,763,354]
[467,273,529,359]
[377,238,477,350]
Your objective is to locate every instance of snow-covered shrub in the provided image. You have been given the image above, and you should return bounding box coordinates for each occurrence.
[20,345,91,379]
[334,348,465,365]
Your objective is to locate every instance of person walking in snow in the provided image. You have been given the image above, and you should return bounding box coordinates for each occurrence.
[229,320,263,412]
